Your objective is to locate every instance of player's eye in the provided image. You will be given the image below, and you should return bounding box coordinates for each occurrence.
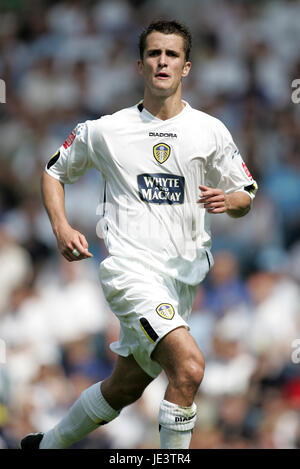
[167,51,179,57]
[148,50,160,57]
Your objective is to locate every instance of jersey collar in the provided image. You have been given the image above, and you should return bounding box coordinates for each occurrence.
[137,100,190,122]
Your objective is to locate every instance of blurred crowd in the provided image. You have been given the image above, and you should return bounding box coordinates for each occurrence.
[1,0,300,449]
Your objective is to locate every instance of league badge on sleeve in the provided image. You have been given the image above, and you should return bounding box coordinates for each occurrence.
[242,161,253,181]
[153,143,171,164]
[63,129,76,149]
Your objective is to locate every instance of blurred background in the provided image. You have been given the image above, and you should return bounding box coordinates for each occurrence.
[1,0,300,449]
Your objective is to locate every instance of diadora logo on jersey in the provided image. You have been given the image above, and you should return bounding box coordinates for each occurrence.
[156,303,175,320]
[137,173,185,204]
[153,143,171,164]
[149,132,177,138]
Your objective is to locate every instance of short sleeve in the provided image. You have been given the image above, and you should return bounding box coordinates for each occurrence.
[45,122,96,184]
[207,121,258,200]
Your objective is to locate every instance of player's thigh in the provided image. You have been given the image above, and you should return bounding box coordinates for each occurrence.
[100,256,191,378]
[152,326,205,380]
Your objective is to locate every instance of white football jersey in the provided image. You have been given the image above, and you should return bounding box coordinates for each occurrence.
[46,101,257,285]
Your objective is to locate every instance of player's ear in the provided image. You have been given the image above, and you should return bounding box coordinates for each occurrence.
[137,59,144,76]
[182,61,191,78]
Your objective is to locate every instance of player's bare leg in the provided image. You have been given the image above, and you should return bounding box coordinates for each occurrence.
[101,354,154,409]
[36,354,153,449]
[152,326,205,405]
[152,326,205,449]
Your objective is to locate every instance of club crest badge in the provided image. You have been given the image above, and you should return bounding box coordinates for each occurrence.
[156,303,175,320]
[153,143,171,164]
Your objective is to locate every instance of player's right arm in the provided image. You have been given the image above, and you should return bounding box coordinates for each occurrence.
[42,121,99,262]
[41,171,93,262]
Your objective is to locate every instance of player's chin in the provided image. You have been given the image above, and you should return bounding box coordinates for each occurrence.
[151,83,175,97]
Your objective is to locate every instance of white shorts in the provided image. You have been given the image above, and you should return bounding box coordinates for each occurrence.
[99,256,199,378]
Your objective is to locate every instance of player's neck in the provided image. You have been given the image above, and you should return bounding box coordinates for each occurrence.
[142,90,185,121]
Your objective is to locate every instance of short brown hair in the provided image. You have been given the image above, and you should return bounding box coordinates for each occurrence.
[139,19,192,62]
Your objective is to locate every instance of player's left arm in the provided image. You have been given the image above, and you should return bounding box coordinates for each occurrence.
[198,185,251,218]
[199,120,258,217]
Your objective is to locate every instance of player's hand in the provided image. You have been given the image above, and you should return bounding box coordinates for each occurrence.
[54,223,93,262]
[197,185,227,214]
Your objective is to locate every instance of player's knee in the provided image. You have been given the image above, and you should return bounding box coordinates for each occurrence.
[187,356,205,388]
[172,353,205,395]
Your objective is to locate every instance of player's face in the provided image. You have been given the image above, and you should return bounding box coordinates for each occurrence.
[138,32,191,98]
